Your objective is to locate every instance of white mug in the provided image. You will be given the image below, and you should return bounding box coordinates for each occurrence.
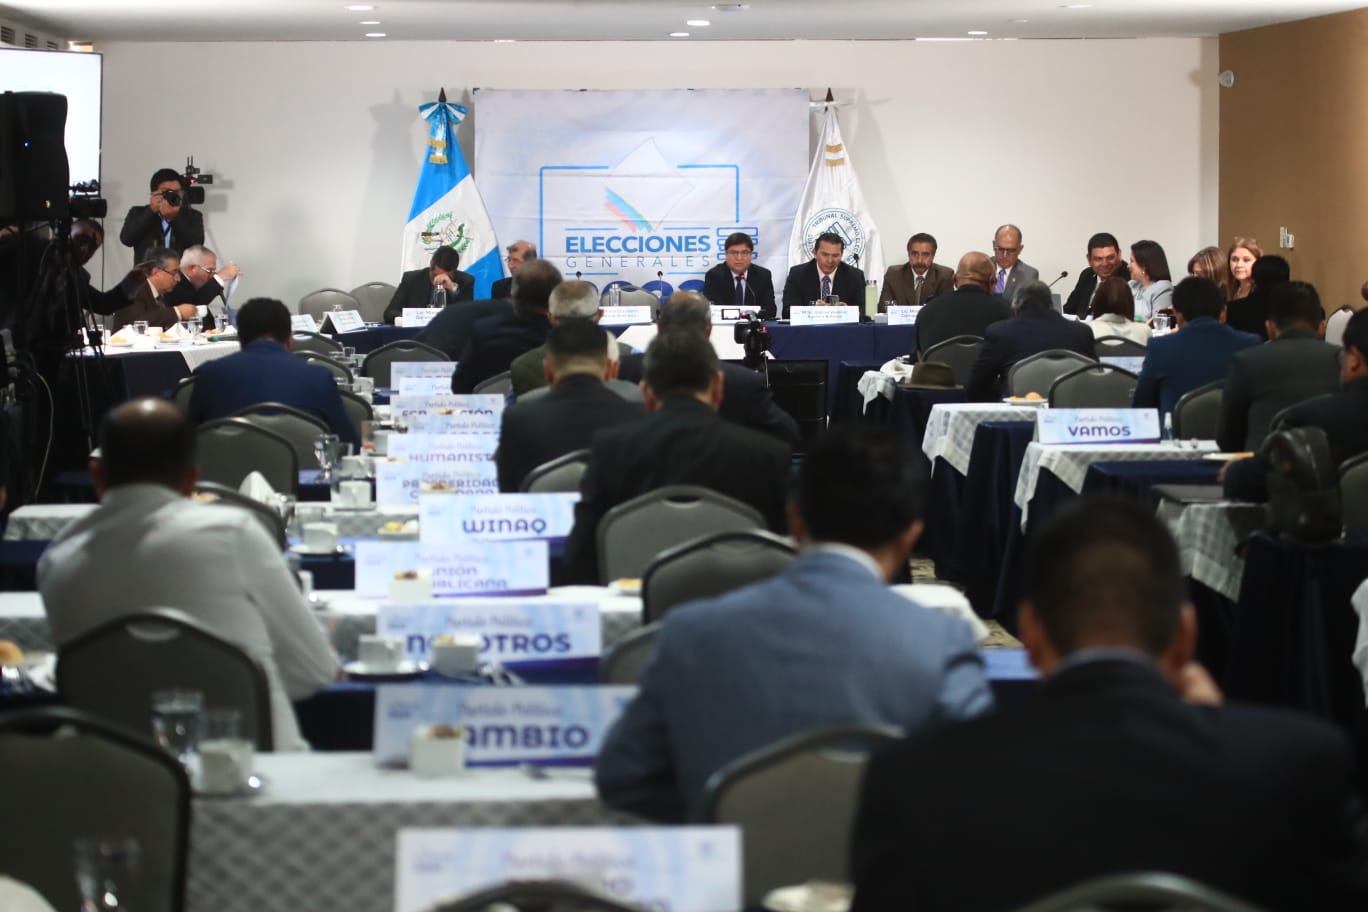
[301,521,339,552]
[430,634,483,677]
[357,634,405,670]
[338,479,372,507]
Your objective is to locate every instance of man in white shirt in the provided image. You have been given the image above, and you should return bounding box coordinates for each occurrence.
[167,244,241,328]
[37,398,338,751]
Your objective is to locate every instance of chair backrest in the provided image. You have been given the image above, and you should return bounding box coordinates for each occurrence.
[1172,379,1224,440]
[193,481,287,548]
[298,288,359,321]
[1015,871,1265,912]
[230,402,331,468]
[428,879,650,912]
[921,334,984,386]
[641,529,797,623]
[295,350,353,383]
[602,286,661,319]
[519,448,590,493]
[57,608,275,751]
[348,281,397,324]
[702,724,903,907]
[598,622,661,685]
[170,375,195,413]
[1093,334,1149,358]
[1047,363,1140,409]
[361,339,448,388]
[290,330,342,355]
[0,707,190,912]
[473,370,513,396]
[1007,349,1097,398]
[596,485,765,584]
[196,417,299,494]
[339,388,374,428]
[1340,452,1368,532]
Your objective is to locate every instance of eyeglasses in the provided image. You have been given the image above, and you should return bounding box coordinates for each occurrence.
[186,264,215,275]
[155,266,182,278]
[993,245,1020,254]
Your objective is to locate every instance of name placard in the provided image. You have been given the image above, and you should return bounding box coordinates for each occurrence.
[790,304,859,326]
[354,540,549,598]
[320,310,366,333]
[598,305,655,325]
[375,456,499,506]
[394,827,742,912]
[886,305,923,326]
[389,395,504,434]
[290,314,318,332]
[377,600,602,666]
[1036,408,1161,445]
[373,684,634,767]
[1099,355,1146,375]
[400,307,443,328]
[420,493,579,544]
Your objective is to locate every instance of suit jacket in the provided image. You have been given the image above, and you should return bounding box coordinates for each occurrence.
[496,373,647,491]
[416,298,511,361]
[877,262,954,310]
[1216,329,1343,452]
[850,658,1368,912]
[915,285,1012,356]
[490,276,513,300]
[118,204,205,263]
[561,397,792,584]
[113,280,181,332]
[1063,262,1131,316]
[781,260,867,319]
[1225,289,1273,340]
[994,258,1040,302]
[595,549,992,822]
[509,340,634,397]
[701,262,777,320]
[1132,317,1261,419]
[1224,376,1368,501]
[383,267,475,324]
[965,308,1095,401]
[186,339,360,448]
[450,308,550,393]
[165,275,225,330]
[617,355,799,444]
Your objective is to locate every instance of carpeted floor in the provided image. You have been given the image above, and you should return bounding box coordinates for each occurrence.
[910,556,1021,648]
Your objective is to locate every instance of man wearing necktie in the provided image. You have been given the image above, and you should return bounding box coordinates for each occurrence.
[119,167,206,263]
[112,247,199,331]
[782,232,868,320]
[877,233,955,312]
[990,224,1040,303]
[701,232,776,320]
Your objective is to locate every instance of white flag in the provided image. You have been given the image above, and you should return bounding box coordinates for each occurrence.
[786,105,884,284]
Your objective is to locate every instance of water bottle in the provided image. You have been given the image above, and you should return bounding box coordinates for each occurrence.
[1163,412,1174,442]
[430,285,448,308]
[609,284,622,308]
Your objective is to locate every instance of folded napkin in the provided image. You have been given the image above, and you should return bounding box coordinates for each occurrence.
[108,326,139,343]
[856,370,898,413]
[239,471,277,504]
[158,321,189,341]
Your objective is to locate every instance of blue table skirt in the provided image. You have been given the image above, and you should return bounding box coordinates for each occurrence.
[829,360,886,424]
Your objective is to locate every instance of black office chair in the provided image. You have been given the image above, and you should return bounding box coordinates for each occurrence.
[1172,380,1224,440]
[1048,363,1139,409]
[640,529,796,623]
[921,334,984,386]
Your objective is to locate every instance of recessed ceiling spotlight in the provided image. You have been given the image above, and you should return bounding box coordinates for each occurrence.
[687,19,712,27]
[669,31,690,37]
[968,30,988,35]
[1011,18,1030,23]
[364,31,386,37]
[494,39,516,43]
[346,5,374,10]
[360,20,380,25]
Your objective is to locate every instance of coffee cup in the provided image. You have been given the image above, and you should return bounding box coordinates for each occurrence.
[301,521,339,553]
[339,455,368,480]
[371,430,390,456]
[337,480,372,508]
[430,634,482,677]
[357,634,405,670]
[352,376,375,397]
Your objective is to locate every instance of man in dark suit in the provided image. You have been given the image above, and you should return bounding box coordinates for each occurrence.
[508,281,632,396]
[965,280,1094,400]
[915,251,1012,355]
[1063,231,1131,316]
[382,245,475,324]
[701,231,776,319]
[616,292,799,444]
[119,168,205,263]
[990,223,1040,300]
[877,232,954,311]
[165,244,241,330]
[781,232,866,320]
[850,496,1368,912]
[1224,308,1368,501]
[1133,276,1260,419]
[562,331,792,584]
[417,298,510,361]
[450,258,561,393]
[187,297,359,448]
[112,247,199,331]
[496,320,645,492]
[490,240,535,301]
[1216,281,1342,453]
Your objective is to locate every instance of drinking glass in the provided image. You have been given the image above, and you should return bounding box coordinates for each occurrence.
[1152,312,1171,333]
[150,689,202,768]
[198,708,254,794]
[187,317,202,340]
[313,433,341,482]
[75,836,141,912]
[132,320,149,336]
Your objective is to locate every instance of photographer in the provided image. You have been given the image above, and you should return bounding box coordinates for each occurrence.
[118,167,204,261]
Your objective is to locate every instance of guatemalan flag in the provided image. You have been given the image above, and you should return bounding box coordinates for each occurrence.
[400,91,502,299]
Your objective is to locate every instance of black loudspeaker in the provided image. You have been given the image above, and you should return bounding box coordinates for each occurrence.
[0,91,69,222]
[764,358,828,452]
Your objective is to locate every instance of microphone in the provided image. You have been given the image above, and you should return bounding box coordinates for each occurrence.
[656,271,664,283]
[575,271,582,281]
[852,252,860,268]
[1048,270,1069,289]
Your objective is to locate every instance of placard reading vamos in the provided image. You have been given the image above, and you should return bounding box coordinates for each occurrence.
[1036,408,1161,445]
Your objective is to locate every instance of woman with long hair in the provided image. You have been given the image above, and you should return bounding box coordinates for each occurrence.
[1128,240,1173,321]
[1186,246,1229,291]
[1089,276,1151,344]
[1226,237,1262,300]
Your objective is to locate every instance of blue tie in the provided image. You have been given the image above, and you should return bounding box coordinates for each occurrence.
[821,274,832,301]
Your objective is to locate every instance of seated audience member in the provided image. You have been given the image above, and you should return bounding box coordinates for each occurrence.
[1132,276,1260,420]
[965,280,1094,401]
[1186,245,1229,288]
[1088,276,1151,345]
[878,232,955,311]
[112,247,198,331]
[781,232,866,319]
[990,223,1039,301]
[850,496,1368,912]
[507,281,632,396]
[1224,308,1368,501]
[1225,236,1262,301]
[382,245,474,324]
[617,291,799,444]
[450,258,562,393]
[1225,253,1290,340]
[1063,232,1131,316]
[562,331,792,584]
[166,244,241,329]
[914,251,1012,355]
[701,232,777,319]
[186,297,359,448]
[496,320,646,492]
[1327,302,1357,348]
[37,398,339,751]
[595,424,992,822]
[1216,281,1341,453]
[491,240,535,301]
[1127,239,1173,321]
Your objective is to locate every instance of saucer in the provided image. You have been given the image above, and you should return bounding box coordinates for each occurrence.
[289,543,349,556]
[343,660,428,680]
[197,772,268,799]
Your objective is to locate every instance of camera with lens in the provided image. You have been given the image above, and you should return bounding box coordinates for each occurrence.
[732,311,770,369]
[160,188,183,207]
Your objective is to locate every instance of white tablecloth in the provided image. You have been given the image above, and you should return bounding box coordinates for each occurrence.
[76,337,240,371]
[187,752,633,912]
[1160,501,1266,601]
[921,403,1040,475]
[4,503,418,542]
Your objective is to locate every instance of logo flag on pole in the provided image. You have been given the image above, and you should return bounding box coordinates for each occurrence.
[401,91,503,299]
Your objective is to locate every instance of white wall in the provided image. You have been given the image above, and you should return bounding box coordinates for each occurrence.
[91,37,1218,307]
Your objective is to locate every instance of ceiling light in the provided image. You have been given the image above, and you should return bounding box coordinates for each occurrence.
[688,19,712,27]
[968,30,988,35]
[346,5,374,10]
[359,20,380,25]
[494,39,516,43]
[364,31,386,37]
[669,31,690,37]
[1011,18,1030,23]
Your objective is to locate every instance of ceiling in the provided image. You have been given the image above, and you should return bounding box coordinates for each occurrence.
[1,0,1362,44]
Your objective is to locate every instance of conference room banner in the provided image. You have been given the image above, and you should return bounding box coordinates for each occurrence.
[473,89,809,298]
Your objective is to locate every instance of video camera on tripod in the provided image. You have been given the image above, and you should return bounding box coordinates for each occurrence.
[732,311,771,370]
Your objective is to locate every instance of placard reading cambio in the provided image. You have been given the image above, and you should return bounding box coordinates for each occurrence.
[373,685,634,767]
[377,600,602,665]
[597,305,655,325]
[354,541,549,598]
[395,827,742,912]
[400,307,443,327]
[389,396,504,434]
[321,310,366,333]
[420,493,579,544]
[790,305,860,326]
[290,314,318,332]
[886,305,923,326]
[1036,408,1161,445]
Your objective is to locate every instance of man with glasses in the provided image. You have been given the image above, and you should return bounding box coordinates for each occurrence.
[990,224,1039,301]
[119,167,205,263]
[167,245,242,329]
[702,232,776,319]
[113,247,197,331]
[492,240,536,301]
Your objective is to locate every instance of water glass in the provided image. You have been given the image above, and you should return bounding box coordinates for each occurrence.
[198,708,255,794]
[1153,312,1171,333]
[75,836,141,911]
[187,317,202,340]
[132,320,149,336]
[150,689,203,768]
[342,345,357,362]
[313,433,341,481]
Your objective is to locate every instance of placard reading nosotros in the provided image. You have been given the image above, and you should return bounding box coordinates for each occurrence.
[373,684,635,768]
[1036,408,1162,445]
[375,458,499,506]
[420,493,579,544]
[354,540,549,598]
[377,600,601,665]
[389,395,504,434]
[394,827,742,912]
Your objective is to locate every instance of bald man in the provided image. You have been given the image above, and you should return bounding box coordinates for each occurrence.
[914,251,1013,356]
